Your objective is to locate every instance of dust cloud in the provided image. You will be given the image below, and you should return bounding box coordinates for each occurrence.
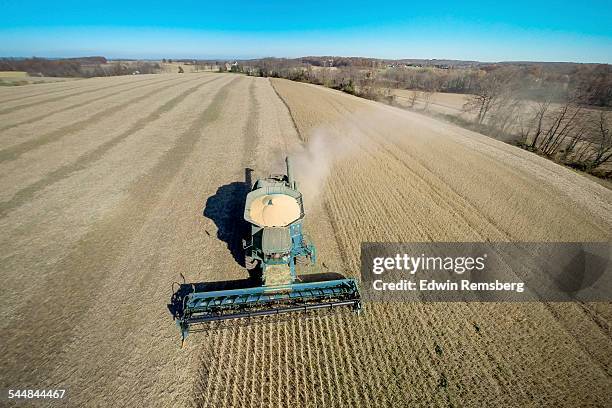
[288,110,391,207]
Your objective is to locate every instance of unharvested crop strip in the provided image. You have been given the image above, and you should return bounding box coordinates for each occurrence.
[254,323,265,407]
[379,305,428,404]
[0,77,237,388]
[246,324,258,407]
[0,76,216,163]
[0,76,224,218]
[277,323,287,408]
[296,319,310,406]
[462,302,553,401]
[333,110,492,238]
[342,306,377,405]
[305,318,321,407]
[0,75,190,132]
[281,323,291,407]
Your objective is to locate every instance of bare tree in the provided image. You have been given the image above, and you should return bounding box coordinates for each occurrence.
[408,90,419,108]
[588,111,612,169]
[539,101,582,156]
[489,91,524,135]
[528,100,551,149]
[559,122,589,162]
[421,90,433,111]
[463,68,518,124]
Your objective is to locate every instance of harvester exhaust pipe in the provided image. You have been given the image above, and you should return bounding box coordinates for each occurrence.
[285,156,295,189]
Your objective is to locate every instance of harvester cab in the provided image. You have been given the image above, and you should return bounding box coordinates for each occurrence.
[173,157,361,344]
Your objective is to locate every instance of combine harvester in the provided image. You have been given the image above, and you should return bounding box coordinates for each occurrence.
[174,157,361,344]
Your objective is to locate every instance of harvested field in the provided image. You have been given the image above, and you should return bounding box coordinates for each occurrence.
[0,71,80,86]
[0,73,611,407]
[392,89,471,116]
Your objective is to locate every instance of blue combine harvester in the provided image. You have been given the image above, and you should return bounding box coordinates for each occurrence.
[174,157,361,344]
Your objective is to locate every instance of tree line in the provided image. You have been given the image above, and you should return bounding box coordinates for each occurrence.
[235,59,611,177]
[0,57,160,77]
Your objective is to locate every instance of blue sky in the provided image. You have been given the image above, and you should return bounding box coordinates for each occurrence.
[1,1,611,62]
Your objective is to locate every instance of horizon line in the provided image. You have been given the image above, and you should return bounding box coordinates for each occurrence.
[1,55,610,65]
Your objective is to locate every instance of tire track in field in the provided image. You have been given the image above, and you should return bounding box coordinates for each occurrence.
[0,76,223,219]
[0,78,237,389]
[0,76,205,163]
[0,75,185,132]
[0,75,164,115]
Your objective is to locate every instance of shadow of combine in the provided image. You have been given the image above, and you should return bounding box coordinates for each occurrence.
[202,168,253,267]
[169,169,255,321]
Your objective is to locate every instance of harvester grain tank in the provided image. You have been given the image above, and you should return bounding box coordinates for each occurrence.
[175,157,361,343]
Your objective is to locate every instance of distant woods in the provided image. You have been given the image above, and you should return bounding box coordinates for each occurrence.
[0,57,160,77]
[239,58,611,107]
